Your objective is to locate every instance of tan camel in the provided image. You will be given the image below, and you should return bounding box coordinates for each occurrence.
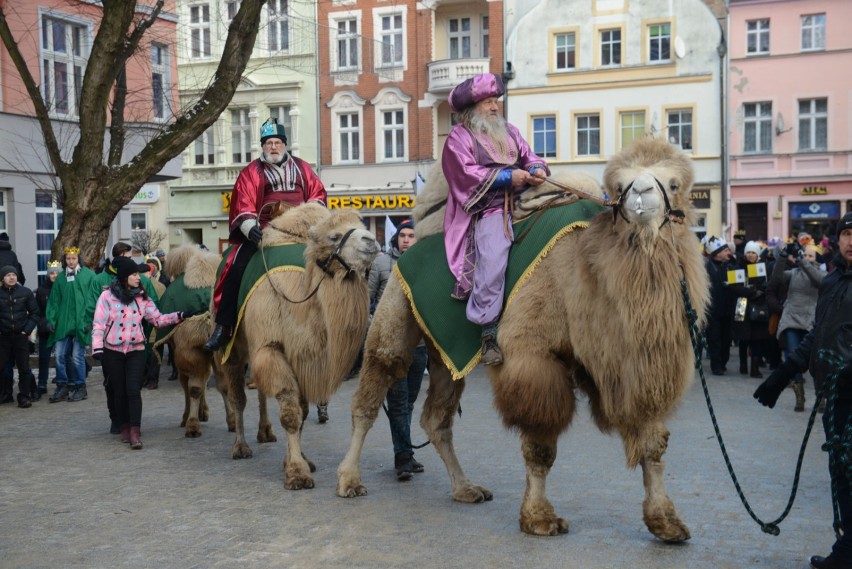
[337,138,710,541]
[219,203,380,489]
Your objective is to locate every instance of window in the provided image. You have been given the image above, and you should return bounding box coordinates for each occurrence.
[226,0,240,20]
[667,110,693,152]
[269,104,292,145]
[151,43,169,119]
[449,18,471,59]
[380,13,403,67]
[189,4,211,58]
[620,111,645,148]
[130,212,148,232]
[338,113,360,163]
[481,16,489,58]
[336,18,358,70]
[382,110,405,160]
[648,23,671,62]
[268,0,289,52]
[41,14,88,116]
[746,19,769,55]
[555,33,576,70]
[35,191,62,283]
[0,192,6,233]
[743,102,772,153]
[576,114,600,156]
[601,29,621,66]
[194,128,215,165]
[801,14,825,51]
[532,116,557,158]
[231,109,251,163]
[798,98,827,151]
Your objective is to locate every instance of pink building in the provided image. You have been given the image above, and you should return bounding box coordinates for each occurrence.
[728,0,852,245]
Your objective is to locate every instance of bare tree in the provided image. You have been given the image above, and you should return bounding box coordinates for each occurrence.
[0,0,267,263]
[130,228,167,257]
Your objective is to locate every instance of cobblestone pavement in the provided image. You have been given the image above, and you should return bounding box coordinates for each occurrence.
[0,359,834,569]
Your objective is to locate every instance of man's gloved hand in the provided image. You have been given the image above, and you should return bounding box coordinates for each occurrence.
[754,358,800,408]
[248,225,263,246]
[180,309,199,320]
[92,348,103,361]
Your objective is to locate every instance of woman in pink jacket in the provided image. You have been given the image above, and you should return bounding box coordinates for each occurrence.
[91,257,195,449]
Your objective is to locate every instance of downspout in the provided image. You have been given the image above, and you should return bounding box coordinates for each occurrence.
[314,0,322,176]
[719,2,730,238]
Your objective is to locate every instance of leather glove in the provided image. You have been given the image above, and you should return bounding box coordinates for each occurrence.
[92,348,103,361]
[248,225,263,246]
[180,309,199,320]
[754,358,800,408]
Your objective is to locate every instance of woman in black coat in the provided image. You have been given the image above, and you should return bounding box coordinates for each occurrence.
[34,262,62,395]
[729,241,772,377]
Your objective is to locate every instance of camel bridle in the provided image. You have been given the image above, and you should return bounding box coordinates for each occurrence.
[611,176,685,229]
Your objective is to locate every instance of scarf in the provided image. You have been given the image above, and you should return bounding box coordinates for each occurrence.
[260,152,303,193]
[110,280,145,305]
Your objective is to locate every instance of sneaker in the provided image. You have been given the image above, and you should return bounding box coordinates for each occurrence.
[49,385,69,403]
[394,453,414,481]
[30,390,42,402]
[67,385,88,402]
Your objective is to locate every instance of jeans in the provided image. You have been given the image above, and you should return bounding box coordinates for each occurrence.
[37,333,51,388]
[823,398,852,562]
[782,328,806,384]
[102,349,146,427]
[386,346,428,458]
[54,336,86,386]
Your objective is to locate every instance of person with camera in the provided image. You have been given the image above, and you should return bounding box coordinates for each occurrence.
[754,212,852,569]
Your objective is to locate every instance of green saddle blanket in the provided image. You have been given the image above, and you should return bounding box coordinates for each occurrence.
[220,243,307,361]
[152,273,213,342]
[395,201,606,379]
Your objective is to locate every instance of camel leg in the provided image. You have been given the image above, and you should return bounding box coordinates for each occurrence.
[256,390,277,444]
[180,372,190,428]
[518,431,568,535]
[199,381,209,422]
[184,373,205,438]
[298,398,316,472]
[623,421,690,542]
[224,356,252,459]
[420,355,492,503]
[214,371,236,432]
[253,345,313,490]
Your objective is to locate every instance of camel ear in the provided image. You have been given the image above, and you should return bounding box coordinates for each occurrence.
[308,226,318,241]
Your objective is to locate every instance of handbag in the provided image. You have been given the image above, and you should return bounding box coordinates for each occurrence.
[748,303,770,323]
[768,312,781,335]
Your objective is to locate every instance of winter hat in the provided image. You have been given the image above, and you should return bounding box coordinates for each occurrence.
[744,240,762,256]
[390,219,415,250]
[704,236,729,257]
[448,73,505,113]
[0,232,8,241]
[837,212,852,237]
[0,265,17,279]
[260,118,287,145]
[113,256,151,281]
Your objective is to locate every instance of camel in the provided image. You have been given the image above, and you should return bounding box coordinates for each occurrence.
[219,203,380,489]
[337,137,710,541]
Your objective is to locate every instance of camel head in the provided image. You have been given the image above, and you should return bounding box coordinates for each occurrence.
[603,137,695,235]
[307,208,380,277]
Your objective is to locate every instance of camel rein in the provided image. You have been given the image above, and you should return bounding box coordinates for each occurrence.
[679,267,840,537]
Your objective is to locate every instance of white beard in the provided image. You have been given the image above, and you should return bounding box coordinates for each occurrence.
[469,113,510,156]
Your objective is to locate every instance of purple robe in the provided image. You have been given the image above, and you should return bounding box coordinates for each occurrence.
[442,122,549,299]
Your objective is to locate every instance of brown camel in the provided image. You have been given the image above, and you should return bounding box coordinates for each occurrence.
[219,203,380,489]
[337,138,710,541]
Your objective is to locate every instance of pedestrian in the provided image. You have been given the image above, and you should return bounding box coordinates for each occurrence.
[0,232,26,285]
[732,229,747,260]
[46,246,96,402]
[154,249,170,289]
[441,72,549,365]
[368,219,429,480]
[34,260,62,398]
[730,240,771,378]
[754,211,852,569]
[703,236,734,375]
[204,117,326,351]
[0,266,39,408]
[91,257,195,449]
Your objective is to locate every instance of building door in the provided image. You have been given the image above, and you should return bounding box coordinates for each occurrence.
[736,203,768,241]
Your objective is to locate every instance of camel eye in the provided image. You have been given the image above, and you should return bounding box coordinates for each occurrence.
[328,232,342,242]
[669,179,679,192]
[616,183,624,195]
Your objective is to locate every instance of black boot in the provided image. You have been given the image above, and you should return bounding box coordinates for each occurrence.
[203,325,230,352]
[49,384,69,403]
[480,324,503,366]
[750,356,763,379]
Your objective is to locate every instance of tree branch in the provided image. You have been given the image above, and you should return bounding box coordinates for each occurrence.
[108,67,128,167]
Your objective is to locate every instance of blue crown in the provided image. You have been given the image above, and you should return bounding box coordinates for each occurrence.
[260,118,287,143]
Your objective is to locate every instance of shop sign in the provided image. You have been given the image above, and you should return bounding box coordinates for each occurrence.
[801,186,828,195]
[131,185,160,204]
[789,201,840,220]
[221,192,231,213]
[689,189,711,209]
[327,194,415,210]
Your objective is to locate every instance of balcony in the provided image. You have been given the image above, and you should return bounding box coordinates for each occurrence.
[427,58,490,94]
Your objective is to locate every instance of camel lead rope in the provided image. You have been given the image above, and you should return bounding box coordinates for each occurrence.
[679,265,824,536]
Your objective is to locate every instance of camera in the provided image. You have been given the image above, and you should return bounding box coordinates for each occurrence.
[785,242,802,259]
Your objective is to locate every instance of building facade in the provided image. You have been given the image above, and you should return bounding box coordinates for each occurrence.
[169,0,320,253]
[317,0,505,243]
[0,0,180,281]
[505,0,726,241]
[728,0,852,244]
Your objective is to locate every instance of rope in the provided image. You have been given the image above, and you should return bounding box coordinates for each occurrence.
[680,269,823,536]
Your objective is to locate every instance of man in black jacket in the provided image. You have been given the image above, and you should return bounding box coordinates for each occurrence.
[754,211,852,569]
[704,236,734,375]
[0,265,39,408]
[0,232,25,285]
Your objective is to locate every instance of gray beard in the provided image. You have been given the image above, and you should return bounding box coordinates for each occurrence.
[468,113,510,155]
[261,151,287,165]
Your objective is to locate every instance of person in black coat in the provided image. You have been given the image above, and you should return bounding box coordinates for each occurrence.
[0,233,25,285]
[729,241,772,377]
[0,265,39,407]
[704,236,734,375]
[35,261,62,395]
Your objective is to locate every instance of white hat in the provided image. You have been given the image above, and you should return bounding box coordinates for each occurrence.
[704,236,729,256]
[744,241,762,255]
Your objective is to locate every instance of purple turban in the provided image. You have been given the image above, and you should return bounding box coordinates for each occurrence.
[448,73,505,113]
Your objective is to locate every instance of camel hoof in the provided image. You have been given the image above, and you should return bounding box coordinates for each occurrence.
[256,426,277,444]
[184,428,202,438]
[452,485,493,504]
[231,443,253,460]
[520,513,570,536]
[285,474,315,490]
[645,513,691,543]
[200,413,209,423]
[336,482,368,498]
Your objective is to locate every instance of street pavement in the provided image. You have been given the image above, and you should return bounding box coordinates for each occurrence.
[0,359,835,569]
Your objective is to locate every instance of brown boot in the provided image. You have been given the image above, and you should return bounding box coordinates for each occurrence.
[120,423,131,444]
[480,325,503,366]
[129,427,143,450]
[792,382,805,412]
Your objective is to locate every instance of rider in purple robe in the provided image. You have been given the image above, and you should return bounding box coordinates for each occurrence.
[442,73,550,365]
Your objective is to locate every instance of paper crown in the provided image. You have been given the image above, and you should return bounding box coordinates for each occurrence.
[734,229,746,237]
[47,260,62,268]
[704,236,729,256]
[64,246,80,255]
[260,118,287,144]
